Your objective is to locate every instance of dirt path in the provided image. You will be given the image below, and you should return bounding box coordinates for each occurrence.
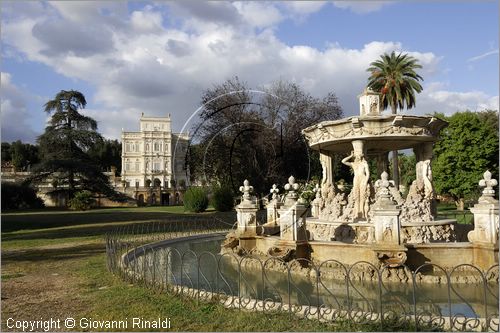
[1,242,103,331]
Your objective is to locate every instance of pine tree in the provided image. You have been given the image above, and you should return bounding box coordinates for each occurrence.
[31,90,125,202]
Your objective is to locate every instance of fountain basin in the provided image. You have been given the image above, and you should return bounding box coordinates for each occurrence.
[302,114,447,154]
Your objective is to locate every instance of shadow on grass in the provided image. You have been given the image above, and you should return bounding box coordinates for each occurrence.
[2,210,236,232]
[1,243,105,263]
[2,223,133,241]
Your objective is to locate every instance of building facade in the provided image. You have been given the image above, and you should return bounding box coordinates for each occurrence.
[121,114,190,205]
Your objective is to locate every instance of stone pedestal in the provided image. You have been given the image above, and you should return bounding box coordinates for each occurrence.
[278,203,308,242]
[372,208,401,244]
[236,203,258,236]
[266,200,281,226]
[311,198,321,218]
[372,171,407,267]
[468,203,499,244]
[236,179,258,237]
[468,170,499,245]
[373,171,401,245]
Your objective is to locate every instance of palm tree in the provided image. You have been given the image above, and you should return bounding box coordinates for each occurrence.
[366,51,423,189]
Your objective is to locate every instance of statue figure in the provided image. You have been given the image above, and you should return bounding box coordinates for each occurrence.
[421,159,434,199]
[319,152,332,186]
[342,151,370,219]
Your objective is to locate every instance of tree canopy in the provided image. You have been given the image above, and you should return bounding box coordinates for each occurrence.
[366,51,423,113]
[1,140,39,171]
[432,110,499,209]
[31,90,124,202]
[87,139,122,174]
[189,77,343,194]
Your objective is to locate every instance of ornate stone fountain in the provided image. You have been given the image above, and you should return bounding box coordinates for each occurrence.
[222,89,498,272]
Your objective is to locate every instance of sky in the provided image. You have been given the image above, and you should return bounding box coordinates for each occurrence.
[1,1,498,143]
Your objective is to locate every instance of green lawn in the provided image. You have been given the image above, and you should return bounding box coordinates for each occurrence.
[1,205,221,232]
[1,209,321,331]
[1,207,433,331]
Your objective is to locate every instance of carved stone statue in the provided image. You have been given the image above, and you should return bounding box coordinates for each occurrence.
[342,150,370,220]
[421,159,433,199]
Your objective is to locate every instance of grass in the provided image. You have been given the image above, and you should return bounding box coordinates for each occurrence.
[1,207,438,331]
[1,205,221,232]
[435,203,474,224]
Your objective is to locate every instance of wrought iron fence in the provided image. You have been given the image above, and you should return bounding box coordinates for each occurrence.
[105,220,498,332]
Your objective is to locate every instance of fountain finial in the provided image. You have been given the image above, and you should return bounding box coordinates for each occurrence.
[239,179,254,203]
[270,184,280,201]
[478,170,498,203]
[374,171,396,207]
[284,176,300,203]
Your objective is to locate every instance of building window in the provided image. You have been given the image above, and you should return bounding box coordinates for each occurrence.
[154,142,159,151]
[153,162,161,172]
[135,161,140,171]
[146,161,149,171]
[125,143,131,152]
[135,142,139,152]
[146,144,149,151]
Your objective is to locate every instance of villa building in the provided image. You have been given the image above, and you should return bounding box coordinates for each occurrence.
[121,113,190,205]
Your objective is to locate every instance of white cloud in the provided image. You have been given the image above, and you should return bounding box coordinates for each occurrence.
[1,1,496,142]
[332,1,392,14]
[284,1,327,15]
[0,72,41,143]
[233,2,284,29]
[421,88,499,114]
[130,9,164,34]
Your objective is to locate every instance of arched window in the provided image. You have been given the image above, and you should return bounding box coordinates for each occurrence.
[146,144,149,151]
[154,142,159,151]
[146,161,149,171]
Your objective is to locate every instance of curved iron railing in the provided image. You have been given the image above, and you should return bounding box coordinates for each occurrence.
[105,219,499,332]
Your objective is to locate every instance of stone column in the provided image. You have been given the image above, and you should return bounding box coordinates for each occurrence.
[266,184,281,226]
[372,172,401,245]
[319,151,334,187]
[236,180,258,236]
[468,171,499,244]
[278,176,307,241]
[414,142,434,199]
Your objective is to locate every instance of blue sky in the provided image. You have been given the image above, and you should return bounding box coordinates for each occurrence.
[1,1,498,143]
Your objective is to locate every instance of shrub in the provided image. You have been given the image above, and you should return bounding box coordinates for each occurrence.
[1,182,45,210]
[211,185,234,212]
[184,187,209,213]
[69,190,95,211]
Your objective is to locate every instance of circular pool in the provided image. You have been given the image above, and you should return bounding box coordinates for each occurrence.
[121,234,498,327]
